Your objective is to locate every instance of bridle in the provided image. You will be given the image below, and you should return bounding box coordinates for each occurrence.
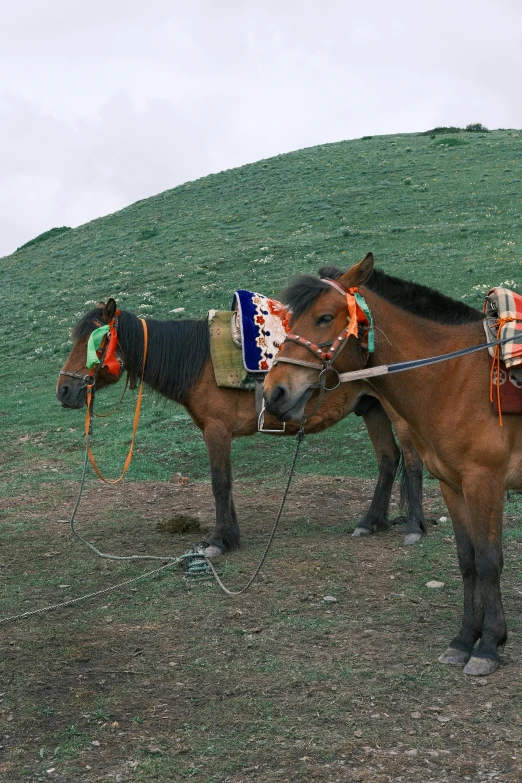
[59,311,149,483]
[273,279,372,396]
[59,316,125,390]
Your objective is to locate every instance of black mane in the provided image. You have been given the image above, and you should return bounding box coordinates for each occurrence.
[72,308,210,404]
[72,307,105,340]
[281,267,484,326]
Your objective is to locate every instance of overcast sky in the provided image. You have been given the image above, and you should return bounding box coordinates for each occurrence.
[1,0,521,258]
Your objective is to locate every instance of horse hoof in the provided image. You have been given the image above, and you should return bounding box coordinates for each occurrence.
[438,646,471,666]
[463,656,500,677]
[404,533,423,546]
[352,527,371,538]
[204,545,224,559]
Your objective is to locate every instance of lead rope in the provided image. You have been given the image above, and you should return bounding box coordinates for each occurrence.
[0,421,307,624]
[204,422,306,596]
[85,318,148,483]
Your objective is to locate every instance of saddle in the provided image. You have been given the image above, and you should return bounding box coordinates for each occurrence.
[484,288,522,414]
[208,290,288,389]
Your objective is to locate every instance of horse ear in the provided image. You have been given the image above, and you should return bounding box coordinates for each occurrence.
[338,252,374,288]
[103,298,117,321]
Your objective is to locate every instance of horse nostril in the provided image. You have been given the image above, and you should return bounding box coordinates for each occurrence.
[61,385,69,399]
[265,384,288,413]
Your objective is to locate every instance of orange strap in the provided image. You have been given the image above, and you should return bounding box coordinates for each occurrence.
[489,317,516,427]
[85,318,148,483]
[345,286,363,340]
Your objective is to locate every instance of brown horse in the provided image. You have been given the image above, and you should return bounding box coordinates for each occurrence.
[264,252,521,676]
[56,292,425,557]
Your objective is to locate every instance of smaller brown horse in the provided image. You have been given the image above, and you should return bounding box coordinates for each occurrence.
[264,253,521,676]
[56,289,424,557]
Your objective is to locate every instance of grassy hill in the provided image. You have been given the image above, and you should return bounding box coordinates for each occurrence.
[2,127,522,496]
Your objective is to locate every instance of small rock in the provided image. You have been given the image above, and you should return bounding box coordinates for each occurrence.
[405,749,418,756]
[426,580,445,589]
[436,715,451,723]
[411,711,421,719]
[354,729,363,738]
[323,595,337,603]
[91,740,100,746]
[439,516,448,523]
[169,307,185,313]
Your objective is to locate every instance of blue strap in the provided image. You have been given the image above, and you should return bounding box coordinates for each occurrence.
[354,292,374,352]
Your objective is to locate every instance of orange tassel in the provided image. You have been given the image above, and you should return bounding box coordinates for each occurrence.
[489,317,516,427]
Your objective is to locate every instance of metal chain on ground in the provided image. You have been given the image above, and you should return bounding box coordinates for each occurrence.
[0,555,194,626]
[204,424,306,596]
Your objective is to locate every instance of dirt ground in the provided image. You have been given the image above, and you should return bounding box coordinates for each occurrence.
[2,475,522,782]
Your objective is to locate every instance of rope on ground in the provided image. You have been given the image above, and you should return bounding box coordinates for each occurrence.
[69,447,184,562]
[0,555,192,626]
[204,426,306,596]
[0,419,305,624]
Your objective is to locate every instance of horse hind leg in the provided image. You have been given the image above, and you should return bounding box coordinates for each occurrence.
[352,399,400,537]
[383,409,425,545]
[202,424,240,557]
[396,426,426,546]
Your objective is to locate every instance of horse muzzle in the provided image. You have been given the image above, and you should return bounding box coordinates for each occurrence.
[264,384,313,422]
[56,377,88,409]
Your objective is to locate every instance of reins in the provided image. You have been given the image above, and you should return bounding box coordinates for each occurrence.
[335,331,522,384]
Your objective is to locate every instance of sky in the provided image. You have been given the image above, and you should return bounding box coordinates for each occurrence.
[1,0,521,258]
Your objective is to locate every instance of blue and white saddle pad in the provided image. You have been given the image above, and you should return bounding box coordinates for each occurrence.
[232,290,288,372]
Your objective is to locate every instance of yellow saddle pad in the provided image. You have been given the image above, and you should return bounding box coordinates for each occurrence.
[208,310,256,389]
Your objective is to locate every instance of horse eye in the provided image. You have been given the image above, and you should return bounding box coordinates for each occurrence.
[316,314,334,325]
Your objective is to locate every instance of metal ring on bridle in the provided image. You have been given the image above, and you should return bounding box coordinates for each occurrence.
[318,366,341,391]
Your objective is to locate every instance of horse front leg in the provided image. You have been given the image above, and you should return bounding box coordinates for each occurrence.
[202,424,240,557]
[352,400,400,537]
[438,480,506,676]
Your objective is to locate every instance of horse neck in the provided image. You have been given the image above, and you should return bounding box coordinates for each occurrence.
[349,289,486,423]
[361,288,485,364]
[117,311,210,404]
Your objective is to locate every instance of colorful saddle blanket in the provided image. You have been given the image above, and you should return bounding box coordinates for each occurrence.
[208,291,288,389]
[484,287,522,368]
[231,290,289,372]
[484,288,522,415]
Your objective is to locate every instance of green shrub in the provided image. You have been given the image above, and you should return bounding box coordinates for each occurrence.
[465,123,489,133]
[432,137,469,147]
[16,226,71,251]
[137,227,159,241]
[422,126,461,136]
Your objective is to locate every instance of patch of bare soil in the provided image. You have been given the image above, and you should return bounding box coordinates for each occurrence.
[1,476,522,782]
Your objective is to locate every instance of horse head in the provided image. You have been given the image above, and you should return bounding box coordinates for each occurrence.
[56,297,124,408]
[264,253,374,421]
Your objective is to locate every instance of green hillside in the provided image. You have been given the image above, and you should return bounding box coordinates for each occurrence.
[2,128,521,495]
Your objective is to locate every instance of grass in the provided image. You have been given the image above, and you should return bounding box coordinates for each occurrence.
[2,128,522,491]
